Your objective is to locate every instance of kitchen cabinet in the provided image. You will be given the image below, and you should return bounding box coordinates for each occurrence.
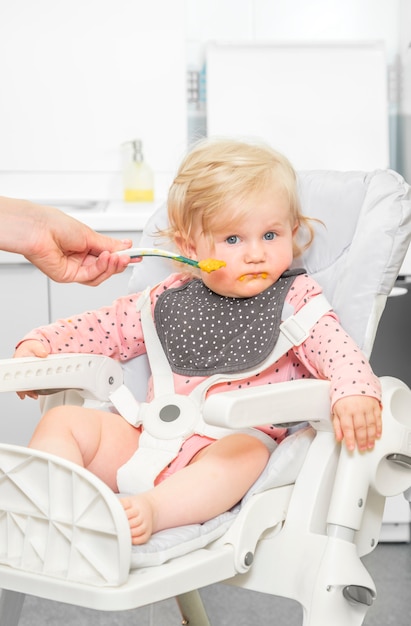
[0,262,49,444]
[380,494,411,542]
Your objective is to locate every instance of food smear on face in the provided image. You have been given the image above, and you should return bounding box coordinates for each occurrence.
[198,258,226,273]
[238,272,268,282]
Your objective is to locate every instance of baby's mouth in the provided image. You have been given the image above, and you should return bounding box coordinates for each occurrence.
[238,272,268,282]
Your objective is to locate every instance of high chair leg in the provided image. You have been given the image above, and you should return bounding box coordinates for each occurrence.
[301,536,376,626]
[176,590,212,626]
[0,590,25,626]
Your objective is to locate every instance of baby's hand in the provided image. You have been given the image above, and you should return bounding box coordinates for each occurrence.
[331,396,382,452]
[14,340,49,359]
[13,340,49,399]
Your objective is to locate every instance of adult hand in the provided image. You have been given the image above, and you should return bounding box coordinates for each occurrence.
[0,197,135,285]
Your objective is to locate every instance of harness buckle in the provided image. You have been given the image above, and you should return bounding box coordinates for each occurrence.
[279,315,310,346]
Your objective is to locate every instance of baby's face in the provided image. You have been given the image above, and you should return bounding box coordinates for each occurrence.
[190,187,297,298]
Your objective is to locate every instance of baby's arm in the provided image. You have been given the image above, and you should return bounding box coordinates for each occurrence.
[287,275,382,452]
[331,395,382,452]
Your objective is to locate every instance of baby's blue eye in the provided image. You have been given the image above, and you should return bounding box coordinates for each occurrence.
[226,235,239,245]
[264,231,276,241]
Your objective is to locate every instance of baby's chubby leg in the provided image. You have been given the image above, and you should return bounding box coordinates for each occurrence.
[28,404,141,491]
[29,410,269,545]
[120,433,270,545]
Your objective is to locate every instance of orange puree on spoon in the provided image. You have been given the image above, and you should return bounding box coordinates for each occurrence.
[197,258,226,273]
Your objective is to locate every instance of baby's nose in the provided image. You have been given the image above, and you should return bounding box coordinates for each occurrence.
[245,241,265,262]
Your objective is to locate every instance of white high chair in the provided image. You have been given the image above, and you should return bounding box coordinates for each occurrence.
[0,169,410,626]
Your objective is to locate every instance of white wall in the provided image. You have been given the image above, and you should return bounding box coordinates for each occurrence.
[0,0,187,200]
[0,0,405,201]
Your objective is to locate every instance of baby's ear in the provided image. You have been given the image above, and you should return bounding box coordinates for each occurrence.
[174,233,196,258]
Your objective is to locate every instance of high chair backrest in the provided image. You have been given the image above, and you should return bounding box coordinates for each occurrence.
[130,169,410,355]
[295,170,410,355]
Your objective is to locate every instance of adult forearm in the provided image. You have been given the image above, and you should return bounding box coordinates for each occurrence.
[0,196,45,256]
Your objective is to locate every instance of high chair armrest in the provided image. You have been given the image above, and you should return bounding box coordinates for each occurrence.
[203,378,332,431]
[0,354,124,402]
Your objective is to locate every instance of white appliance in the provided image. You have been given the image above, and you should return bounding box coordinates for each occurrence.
[206,42,389,171]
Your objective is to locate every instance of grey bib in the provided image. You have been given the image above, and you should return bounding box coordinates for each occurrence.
[154,269,305,376]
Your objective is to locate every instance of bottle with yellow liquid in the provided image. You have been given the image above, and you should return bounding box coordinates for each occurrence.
[123,139,154,202]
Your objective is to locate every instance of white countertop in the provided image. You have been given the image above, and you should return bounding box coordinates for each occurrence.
[0,200,162,264]
[58,200,161,231]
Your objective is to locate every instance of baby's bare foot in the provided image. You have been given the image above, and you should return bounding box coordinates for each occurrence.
[120,493,156,545]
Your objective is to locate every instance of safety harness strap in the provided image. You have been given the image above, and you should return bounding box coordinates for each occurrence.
[113,287,332,494]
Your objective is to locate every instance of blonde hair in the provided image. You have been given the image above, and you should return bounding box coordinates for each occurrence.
[165,138,315,258]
